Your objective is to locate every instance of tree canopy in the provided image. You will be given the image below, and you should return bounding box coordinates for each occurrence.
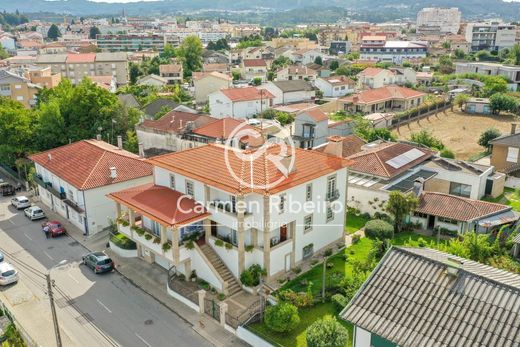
[176,35,204,77]
[89,26,101,40]
[47,24,61,41]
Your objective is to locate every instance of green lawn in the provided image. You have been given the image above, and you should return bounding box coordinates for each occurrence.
[248,302,353,347]
[345,212,369,234]
[483,188,520,212]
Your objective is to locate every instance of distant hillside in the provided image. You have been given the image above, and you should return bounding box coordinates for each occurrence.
[0,0,519,22]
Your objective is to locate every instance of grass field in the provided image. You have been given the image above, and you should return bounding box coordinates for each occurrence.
[345,212,369,234]
[393,109,518,160]
[483,188,520,212]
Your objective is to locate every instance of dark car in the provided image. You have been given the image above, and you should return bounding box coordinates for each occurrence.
[0,183,15,196]
[82,252,114,274]
[42,220,66,238]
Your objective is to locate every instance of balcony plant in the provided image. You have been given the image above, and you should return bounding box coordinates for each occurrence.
[185,240,195,250]
[224,242,233,250]
[162,242,171,252]
[116,215,130,227]
[215,239,224,247]
[144,233,153,241]
[131,225,146,236]
[153,237,161,244]
[240,264,266,287]
[190,270,197,282]
[245,245,254,252]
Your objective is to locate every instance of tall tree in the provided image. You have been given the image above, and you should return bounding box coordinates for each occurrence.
[89,26,101,40]
[0,97,34,165]
[385,191,419,236]
[0,43,8,59]
[47,24,61,41]
[176,35,203,77]
[160,43,176,60]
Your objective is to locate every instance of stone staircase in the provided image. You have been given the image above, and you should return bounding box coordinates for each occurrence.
[199,244,242,297]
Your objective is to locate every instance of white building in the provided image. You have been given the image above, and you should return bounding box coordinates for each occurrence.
[455,62,520,90]
[465,22,517,52]
[208,87,274,119]
[360,36,428,64]
[108,142,349,296]
[315,76,356,98]
[260,80,315,105]
[29,139,153,235]
[416,7,461,34]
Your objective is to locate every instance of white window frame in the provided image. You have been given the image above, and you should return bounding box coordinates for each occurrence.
[326,206,334,223]
[169,174,175,189]
[306,183,312,202]
[279,194,286,214]
[506,147,519,163]
[327,175,337,200]
[304,214,313,233]
[185,180,194,197]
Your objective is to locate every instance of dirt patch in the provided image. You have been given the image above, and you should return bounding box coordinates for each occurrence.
[392,109,518,160]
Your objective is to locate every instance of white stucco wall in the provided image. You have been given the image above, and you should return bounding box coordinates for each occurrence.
[355,326,372,347]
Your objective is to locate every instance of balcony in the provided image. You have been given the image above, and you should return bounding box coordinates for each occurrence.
[326,189,340,202]
[33,174,66,199]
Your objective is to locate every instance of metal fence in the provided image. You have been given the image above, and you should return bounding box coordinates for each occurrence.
[226,299,263,329]
[0,300,38,347]
[204,298,220,322]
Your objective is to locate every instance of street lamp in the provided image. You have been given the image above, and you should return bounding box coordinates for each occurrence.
[47,259,67,347]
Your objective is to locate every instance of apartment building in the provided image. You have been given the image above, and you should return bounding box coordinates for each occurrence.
[96,34,167,52]
[159,64,183,84]
[0,69,39,108]
[455,62,520,90]
[416,7,461,34]
[360,36,428,63]
[465,22,517,52]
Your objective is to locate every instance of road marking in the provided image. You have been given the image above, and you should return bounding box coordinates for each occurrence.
[9,220,15,225]
[135,333,152,347]
[96,299,112,313]
[24,233,32,241]
[68,273,80,284]
[43,251,54,260]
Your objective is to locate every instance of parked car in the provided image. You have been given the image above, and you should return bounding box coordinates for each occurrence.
[11,196,30,209]
[24,206,46,221]
[41,220,66,238]
[0,252,3,263]
[0,183,15,196]
[82,252,114,274]
[0,262,18,286]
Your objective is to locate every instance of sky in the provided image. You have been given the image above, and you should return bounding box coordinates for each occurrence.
[88,0,160,3]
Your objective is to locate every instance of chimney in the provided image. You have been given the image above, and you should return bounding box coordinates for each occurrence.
[48,153,52,161]
[179,119,184,129]
[324,136,344,157]
[117,135,123,150]
[279,152,296,177]
[511,123,517,135]
[109,167,117,179]
[413,177,425,196]
[445,257,463,277]
[138,142,145,158]
[96,134,102,141]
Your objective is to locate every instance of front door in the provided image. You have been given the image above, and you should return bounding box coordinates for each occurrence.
[280,225,287,242]
[428,215,435,229]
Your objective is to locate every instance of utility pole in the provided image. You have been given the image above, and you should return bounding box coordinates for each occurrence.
[322,256,327,303]
[46,274,62,347]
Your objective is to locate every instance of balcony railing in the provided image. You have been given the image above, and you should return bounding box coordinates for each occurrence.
[326,189,340,202]
[33,174,66,200]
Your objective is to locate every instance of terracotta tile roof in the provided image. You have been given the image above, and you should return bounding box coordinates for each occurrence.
[192,71,232,81]
[358,67,389,77]
[147,144,350,195]
[315,135,366,157]
[90,75,114,90]
[139,110,216,133]
[29,140,153,190]
[243,59,267,67]
[159,64,183,74]
[341,85,426,105]
[203,63,228,72]
[219,87,274,102]
[279,65,317,75]
[17,39,43,48]
[66,53,96,63]
[192,117,260,140]
[346,142,434,178]
[361,35,387,41]
[108,183,209,227]
[415,192,511,222]
[297,107,328,122]
[320,76,355,86]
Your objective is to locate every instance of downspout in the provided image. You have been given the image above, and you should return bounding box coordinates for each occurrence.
[82,190,89,236]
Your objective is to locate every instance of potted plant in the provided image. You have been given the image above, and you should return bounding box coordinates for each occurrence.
[190,270,197,282]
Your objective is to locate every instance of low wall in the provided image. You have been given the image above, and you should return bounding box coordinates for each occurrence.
[236,326,274,347]
[166,284,200,312]
[109,240,138,258]
[506,176,520,189]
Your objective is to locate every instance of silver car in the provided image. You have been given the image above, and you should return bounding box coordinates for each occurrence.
[24,206,46,221]
[11,196,31,209]
[0,262,18,286]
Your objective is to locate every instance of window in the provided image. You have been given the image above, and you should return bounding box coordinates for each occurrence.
[413,212,428,218]
[304,214,313,232]
[150,220,161,237]
[506,147,519,163]
[306,184,312,201]
[327,175,337,200]
[230,195,237,213]
[326,207,334,222]
[0,84,10,92]
[186,180,194,197]
[67,189,74,200]
[279,194,286,213]
[169,174,175,189]
[449,182,471,198]
[16,96,23,101]
[438,217,458,225]
[14,84,21,89]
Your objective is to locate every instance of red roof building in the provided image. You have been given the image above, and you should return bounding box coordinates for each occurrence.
[219,87,274,102]
[66,53,96,63]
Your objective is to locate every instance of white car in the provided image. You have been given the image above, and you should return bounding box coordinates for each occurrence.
[0,262,18,286]
[247,118,261,126]
[11,196,31,209]
[24,206,46,221]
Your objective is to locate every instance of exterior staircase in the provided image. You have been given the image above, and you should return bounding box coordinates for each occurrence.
[199,244,242,297]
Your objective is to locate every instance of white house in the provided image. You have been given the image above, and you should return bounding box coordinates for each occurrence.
[315,76,356,98]
[208,86,274,119]
[29,138,153,235]
[357,67,417,89]
[241,59,268,82]
[192,71,232,104]
[260,80,315,105]
[275,65,318,82]
[136,74,168,87]
[108,142,349,297]
[284,49,329,65]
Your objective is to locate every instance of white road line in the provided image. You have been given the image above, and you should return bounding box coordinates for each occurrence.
[43,251,54,260]
[24,233,32,241]
[135,333,152,347]
[9,220,15,225]
[68,273,80,284]
[96,299,112,313]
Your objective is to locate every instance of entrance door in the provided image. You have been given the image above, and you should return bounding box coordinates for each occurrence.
[280,225,287,242]
[428,215,435,229]
[211,221,217,237]
[284,253,291,272]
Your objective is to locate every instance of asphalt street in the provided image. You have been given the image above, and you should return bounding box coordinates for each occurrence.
[0,194,212,347]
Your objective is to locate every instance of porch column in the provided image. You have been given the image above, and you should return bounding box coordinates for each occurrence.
[203,218,211,244]
[115,202,121,218]
[237,195,246,274]
[251,228,258,247]
[171,226,180,265]
[160,224,167,244]
[128,210,136,238]
[263,195,271,278]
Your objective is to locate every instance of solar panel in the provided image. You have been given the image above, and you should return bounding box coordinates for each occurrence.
[386,149,425,169]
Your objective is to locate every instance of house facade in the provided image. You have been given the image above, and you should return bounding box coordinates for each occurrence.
[241,59,268,81]
[0,69,40,108]
[260,80,315,105]
[208,87,274,119]
[489,126,520,176]
[340,85,425,114]
[192,71,232,104]
[315,76,355,98]
[275,65,317,82]
[159,64,183,84]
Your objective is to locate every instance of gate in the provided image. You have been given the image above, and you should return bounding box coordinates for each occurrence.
[204,298,220,321]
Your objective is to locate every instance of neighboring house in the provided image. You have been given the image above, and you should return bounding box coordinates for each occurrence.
[315,76,355,98]
[117,93,140,109]
[340,85,425,114]
[315,135,366,158]
[465,97,491,114]
[136,110,216,156]
[341,247,520,347]
[142,98,179,118]
[0,69,40,108]
[208,87,274,119]
[136,74,168,87]
[107,143,349,296]
[29,139,153,235]
[455,62,520,90]
[0,32,15,51]
[260,80,315,105]
[184,117,261,149]
[159,64,183,84]
[202,63,228,74]
[416,71,434,85]
[360,37,428,63]
[306,63,331,78]
[388,67,417,85]
[90,75,117,93]
[292,108,330,149]
[357,67,417,89]
[285,49,328,65]
[275,65,317,82]
[192,71,232,105]
[241,59,268,81]
[490,126,520,176]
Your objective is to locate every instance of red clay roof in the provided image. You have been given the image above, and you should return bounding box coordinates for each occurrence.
[203,63,228,72]
[243,59,267,67]
[315,135,366,158]
[147,144,350,195]
[108,183,209,227]
[341,85,426,105]
[192,117,260,140]
[139,110,217,133]
[346,142,434,178]
[66,53,96,63]
[29,140,152,190]
[298,107,328,122]
[219,87,274,102]
[358,67,389,77]
[416,192,511,222]
[192,71,232,81]
[159,64,183,73]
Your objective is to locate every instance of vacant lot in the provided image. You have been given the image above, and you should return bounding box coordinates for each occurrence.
[393,109,518,160]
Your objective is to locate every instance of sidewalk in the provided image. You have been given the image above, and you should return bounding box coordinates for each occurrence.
[35,199,246,347]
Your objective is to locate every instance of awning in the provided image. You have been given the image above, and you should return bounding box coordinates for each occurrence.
[64,199,85,214]
[478,211,519,228]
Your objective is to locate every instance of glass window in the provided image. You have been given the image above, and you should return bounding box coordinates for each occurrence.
[306,184,312,201]
[279,194,286,213]
[186,180,194,197]
[304,214,313,232]
[327,175,337,199]
[326,207,334,222]
[506,147,519,163]
[169,174,175,189]
[449,182,472,198]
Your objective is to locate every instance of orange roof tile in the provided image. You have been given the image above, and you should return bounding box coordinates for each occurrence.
[67,53,96,63]
[159,64,183,73]
[315,135,366,157]
[108,183,210,227]
[243,59,267,67]
[192,117,260,140]
[358,67,389,77]
[298,107,328,122]
[29,140,152,190]
[139,110,216,133]
[192,71,232,81]
[341,85,426,105]
[219,87,274,102]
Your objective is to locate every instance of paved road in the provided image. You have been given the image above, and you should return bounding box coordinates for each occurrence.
[0,194,212,347]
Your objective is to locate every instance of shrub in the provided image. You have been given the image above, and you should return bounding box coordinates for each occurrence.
[153,237,161,244]
[351,234,360,244]
[144,233,153,241]
[326,262,334,269]
[264,303,300,333]
[240,264,266,287]
[198,279,210,290]
[110,232,137,250]
[178,273,186,281]
[214,239,224,247]
[245,245,254,252]
[292,266,302,274]
[278,289,314,308]
[324,248,333,257]
[185,240,195,249]
[162,242,171,252]
[224,242,233,250]
[440,148,455,159]
[331,293,348,312]
[132,225,145,236]
[364,219,393,240]
[306,316,349,347]
[218,293,226,301]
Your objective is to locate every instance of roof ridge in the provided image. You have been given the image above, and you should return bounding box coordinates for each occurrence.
[80,150,107,190]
